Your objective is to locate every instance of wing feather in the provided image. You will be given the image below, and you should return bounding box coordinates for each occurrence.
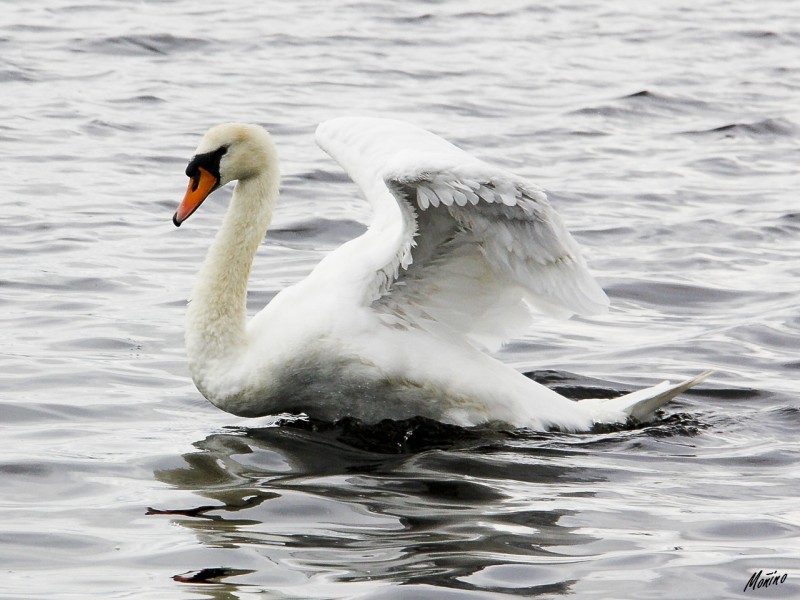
[417,186,431,209]
[315,117,608,348]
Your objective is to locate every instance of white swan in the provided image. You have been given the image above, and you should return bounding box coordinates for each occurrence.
[173,118,709,431]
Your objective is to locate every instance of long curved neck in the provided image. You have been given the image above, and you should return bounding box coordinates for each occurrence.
[185,170,279,384]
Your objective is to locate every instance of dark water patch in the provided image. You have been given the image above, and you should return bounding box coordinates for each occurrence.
[318,32,386,46]
[624,90,656,99]
[606,280,756,309]
[620,91,715,112]
[701,442,800,470]
[10,152,95,166]
[781,359,800,371]
[590,412,708,437]
[49,336,142,353]
[568,103,638,120]
[758,406,800,431]
[381,11,435,24]
[737,29,780,39]
[0,462,52,477]
[571,89,715,120]
[681,117,796,138]
[60,2,119,13]
[531,127,611,140]
[382,8,522,25]
[0,455,112,507]
[81,118,140,136]
[222,414,708,482]
[456,9,521,19]
[0,275,123,293]
[370,476,507,504]
[525,369,633,400]
[76,33,211,56]
[249,31,321,48]
[732,322,800,353]
[575,225,638,243]
[420,447,608,486]
[426,99,504,119]
[0,65,37,83]
[361,65,476,82]
[168,414,663,489]
[268,218,366,245]
[5,23,62,33]
[752,219,800,238]
[110,94,165,105]
[688,385,772,401]
[0,400,107,424]
[275,415,499,455]
[212,427,403,477]
[270,409,710,461]
[1,240,86,256]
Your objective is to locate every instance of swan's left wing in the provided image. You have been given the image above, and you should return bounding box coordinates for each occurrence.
[315,117,608,348]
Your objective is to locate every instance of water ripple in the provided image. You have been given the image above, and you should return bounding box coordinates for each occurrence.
[76,33,212,56]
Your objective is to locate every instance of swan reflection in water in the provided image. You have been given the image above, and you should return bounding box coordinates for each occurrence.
[151,408,630,598]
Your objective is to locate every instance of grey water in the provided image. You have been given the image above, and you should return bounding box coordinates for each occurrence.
[1,0,799,598]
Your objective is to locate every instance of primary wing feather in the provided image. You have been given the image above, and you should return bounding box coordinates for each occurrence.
[315,117,608,348]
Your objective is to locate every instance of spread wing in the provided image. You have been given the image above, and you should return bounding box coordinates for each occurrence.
[315,117,608,349]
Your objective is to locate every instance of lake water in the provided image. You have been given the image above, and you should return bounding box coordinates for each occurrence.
[1,0,799,598]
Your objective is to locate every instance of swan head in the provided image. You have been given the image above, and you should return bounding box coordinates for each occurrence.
[174,123,277,226]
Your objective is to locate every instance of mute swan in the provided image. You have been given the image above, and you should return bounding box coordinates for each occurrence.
[173,118,709,431]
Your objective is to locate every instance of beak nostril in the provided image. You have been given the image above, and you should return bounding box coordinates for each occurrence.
[191,175,200,193]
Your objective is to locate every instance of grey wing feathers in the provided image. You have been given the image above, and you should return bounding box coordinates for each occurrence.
[385,171,609,320]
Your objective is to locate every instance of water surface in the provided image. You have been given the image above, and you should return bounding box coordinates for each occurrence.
[1,0,799,598]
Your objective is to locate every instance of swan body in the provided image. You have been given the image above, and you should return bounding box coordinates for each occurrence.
[174,118,709,431]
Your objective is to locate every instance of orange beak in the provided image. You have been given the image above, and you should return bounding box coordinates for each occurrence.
[173,167,219,227]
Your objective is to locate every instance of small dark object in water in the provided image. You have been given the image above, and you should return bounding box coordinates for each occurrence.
[172,567,253,584]
[145,505,217,517]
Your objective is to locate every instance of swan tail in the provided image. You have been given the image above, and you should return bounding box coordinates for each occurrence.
[579,370,713,426]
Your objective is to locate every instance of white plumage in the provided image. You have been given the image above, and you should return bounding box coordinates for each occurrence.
[173,118,710,431]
